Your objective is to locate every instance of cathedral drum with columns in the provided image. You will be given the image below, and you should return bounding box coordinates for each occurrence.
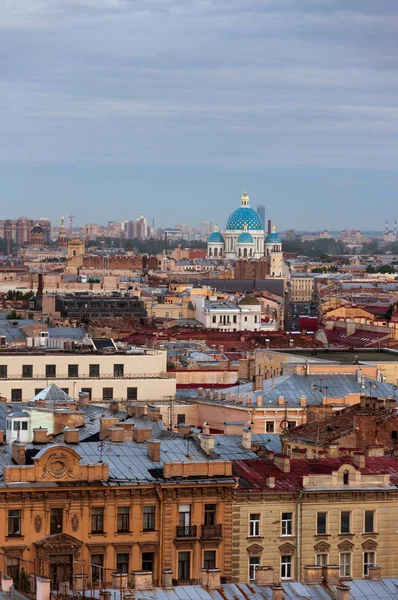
[207,191,283,277]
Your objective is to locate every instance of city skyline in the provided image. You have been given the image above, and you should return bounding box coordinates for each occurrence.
[1,1,398,228]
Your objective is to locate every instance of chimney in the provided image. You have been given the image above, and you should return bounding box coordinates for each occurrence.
[303,565,323,584]
[356,368,362,383]
[12,441,26,465]
[268,219,272,235]
[0,429,5,445]
[133,428,153,443]
[254,566,274,585]
[336,585,350,600]
[299,395,307,406]
[366,445,384,457]
[228,393,235,402]
[109,426,124,443]
[266,477,275,488]
[237,395,243,404]
[328,445,340,458]
[147,440,161,462]
[246,395,252,405]
[352,452,365,469]
[199,569,220,590]
[33,428,48,444]
[178,423,190,437]
[274,454,290,473]
[200,435,215,456]
[242,427,252,449]
[322,565,340,584]
[277,395,285,406]
[272,585,283,600]
[162,570,173,589]
[224,422,244,435]
[197,388,203,398]
[256,396,263,407]
[37,273,44,297]
[129,571,153,591]
[220,391,226,400]
[368,565,381,581]
[63,427,79,444]
[202,422,210,435]
[78,391,90,407]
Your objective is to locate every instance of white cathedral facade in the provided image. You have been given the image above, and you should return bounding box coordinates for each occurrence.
[207,191,283,277]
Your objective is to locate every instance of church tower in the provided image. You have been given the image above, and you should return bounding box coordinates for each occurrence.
[265,225,283,277]
[57,216,68,248]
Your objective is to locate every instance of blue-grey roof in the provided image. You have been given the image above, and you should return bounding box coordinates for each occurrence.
[178,372,397,407]
[207,230,224,243]
[47,327,86,339]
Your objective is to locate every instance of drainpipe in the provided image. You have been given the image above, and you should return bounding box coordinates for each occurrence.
[156,484,163,585]
[296,490,302,582]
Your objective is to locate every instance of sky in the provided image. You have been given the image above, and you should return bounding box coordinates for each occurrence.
[1,0,398,230]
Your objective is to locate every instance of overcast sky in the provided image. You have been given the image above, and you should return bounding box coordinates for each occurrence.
[1,0,398,230]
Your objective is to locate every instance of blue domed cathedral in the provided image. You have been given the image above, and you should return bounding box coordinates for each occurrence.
[207,191,283,277]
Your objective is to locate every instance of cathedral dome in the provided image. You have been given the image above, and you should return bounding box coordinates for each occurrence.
[237,231,254,244]
[207,230,224,243]
[31,224,44,234]
[266,226,282,244]
[226,191,263,231]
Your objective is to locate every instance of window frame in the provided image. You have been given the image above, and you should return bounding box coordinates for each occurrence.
[204,504,216,526]
[116,553,129,575]
[315,553,328,566]
[114,364,124,378]
[281,555,292,580]
[340,511,351,534]
[265,421,275,433]
[340,552,352,578]
[317,512,327,535]
[363,551,376,577]
[281,512,293,537]
[0,365,7,378]
[249,513,261,537]
[103,387,114,401]
[249,556,260,581]
[50,508,63,535]
[68,364,79,378]
[203,550,216,570]
[91,507,105,534]
[8,509,21,537]
[89,364,100,378]
[22,365,33,378]
[143,505,156,532]
[46,364,56,378]
[117,506,130,533]
[364,510,375,534]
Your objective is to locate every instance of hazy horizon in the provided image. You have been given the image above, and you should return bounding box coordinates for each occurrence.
[1,1,398,229]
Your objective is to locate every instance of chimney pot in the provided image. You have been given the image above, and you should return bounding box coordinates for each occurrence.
[109,426,124,443]
[272,585,283,600]
[63,427,79,444]
[178,423,190,437]
[336,585,350,600]
[147,440,161,462]
[33,428,48,444]
[274,454,290,473]
[242,427,252,450]
[352,452,366,469]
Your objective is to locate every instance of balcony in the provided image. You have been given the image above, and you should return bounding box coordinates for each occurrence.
[175,525,197,539]
[172,579,199,587]
[201,524,222,539]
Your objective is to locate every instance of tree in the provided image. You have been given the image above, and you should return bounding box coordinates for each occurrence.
[366,265,376,273]
[6,309,23,320]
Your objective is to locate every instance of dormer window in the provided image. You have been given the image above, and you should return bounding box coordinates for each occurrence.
[343,470,349,485]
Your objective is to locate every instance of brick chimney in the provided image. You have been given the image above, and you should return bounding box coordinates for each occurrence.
[224,422,244,435]
[78,391,90,407]
[147,440,161,462]
[366,445,384,457]
[199,569,220,590]
[33,428,48,443]
[299,395,307,406]
[352,452,365,469]
[12,441,26,465]
[368,565,381,580]
[274,454,290,473]
[130,571,153,590]
[63,427,79,444]
[200,435,215,456]
[162,570,173,589]
[178,423,191,437]
[336,585,350,600]
[242,427,252,449]
[256,396,263,407]
[304,565,323,584]
[322,565,340,584]
[277,395,285,406]
[254,566,274,585]
[202,422,210,435]
[109,427,124,443]
[272,585,283,600]
[0,429,5,445]
[133,428,153,443]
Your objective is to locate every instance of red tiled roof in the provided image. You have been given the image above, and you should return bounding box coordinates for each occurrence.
[234,457,398,492]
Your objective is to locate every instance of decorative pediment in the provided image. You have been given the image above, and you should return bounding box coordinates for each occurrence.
[247,543,264,556]
[279,542,295,555]
[338,540,354,551]
[314,541,331,552]
[362,539,378,551]
[35,533,83,549]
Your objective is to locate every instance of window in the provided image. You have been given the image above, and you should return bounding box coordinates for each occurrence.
[178,552,190,580]
[287,421,297,430]
[8,509,21,536]
[392,430,398,440]
[179,505,191,527]
[11,389,22,402]
[103,388,113,401]
[13,421,21,431]
[116,553,129,574]
[244,317,248,322]
[6,557,20,580]
[117,507,130,533]
[46,364,56,378]
[364,552,375,577]
[281,512,293,536]
[317,512,327,535]
[343,470,350,485]
[340,511,351,534]
[35,388,44,395]
[233,315,237,324]
[91,555,104,583]
[177,414,185,425]
[21,421,28,431]
[50,508,63,534]
[248,556,260,581]
[204,504,216,526]
[127,387,137,400]
[0,365,7,378]
[266,421,275,433]
[281,555,292,579]
[22,365,33,378]
[89,364,100,378]
[316,553,328,566]
[114,364,124,377]
[249,514,261,537]
[142,552,154,572]
[143,506,155,531]
[91,507,104,534]
[203,550,216,569]
[212,316,216,323]
[364,510,375,533]
[68,364,78,378]
[340,552,351,578]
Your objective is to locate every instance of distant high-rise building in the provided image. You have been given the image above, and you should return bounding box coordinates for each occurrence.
[256,204,265,228]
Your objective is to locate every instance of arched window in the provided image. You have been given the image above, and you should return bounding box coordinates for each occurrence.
[239,248,242,257]
[250,248,253,257]
[343,470,349,485]
[243,248,247,258]
[208,247,212,256]
[214,248,218,257]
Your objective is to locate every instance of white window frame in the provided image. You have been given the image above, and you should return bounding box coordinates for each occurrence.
[249,556,260,581]
[281,512,293,536]
[281,555,292,580]
[363,551,376,577]
[315,553,328,566]
[249,514,261,537]
[340,552,352,578]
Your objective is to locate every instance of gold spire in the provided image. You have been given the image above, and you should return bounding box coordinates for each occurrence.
[243,223,248,231]
[214,224,219,232]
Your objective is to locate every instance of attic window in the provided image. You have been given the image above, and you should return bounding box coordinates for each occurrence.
[343,470,349,485]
